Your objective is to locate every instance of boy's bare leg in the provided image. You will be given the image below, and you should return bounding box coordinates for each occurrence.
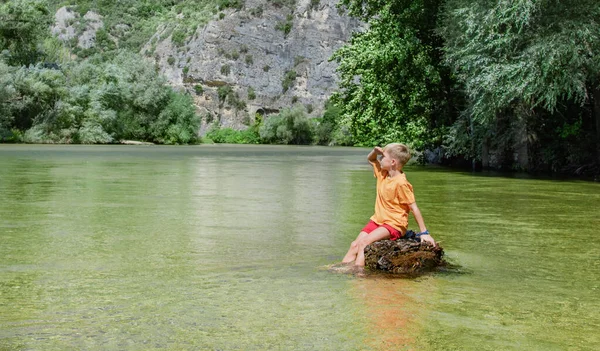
[354,227,390,267]
[342,231,369,264]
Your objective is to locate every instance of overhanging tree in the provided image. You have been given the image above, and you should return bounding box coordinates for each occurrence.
[441,0,600,169]
[331,0,457,149]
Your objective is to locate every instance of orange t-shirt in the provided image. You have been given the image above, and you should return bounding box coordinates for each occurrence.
[369,160,415,234]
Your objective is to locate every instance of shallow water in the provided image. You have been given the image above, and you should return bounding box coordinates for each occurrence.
[0,144,598,350]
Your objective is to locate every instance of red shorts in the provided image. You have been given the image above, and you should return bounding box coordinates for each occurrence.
[361,220,402,241]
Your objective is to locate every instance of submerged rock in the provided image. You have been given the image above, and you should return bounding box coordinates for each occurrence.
[364,238,445,274]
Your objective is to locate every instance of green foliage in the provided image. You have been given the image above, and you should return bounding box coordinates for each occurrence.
[282,70,297,93]
[333,0,456,148]
[217,0,244,11]
[438,0,600,171]
[220,64,230,75]
[259,108,314,145]
[194,84,203,95]
[171,28,187,47]
[95,28,116,52]
[0,0,52,66]
[245,54,253,66]
[224,49,240,60]
[153,91,200,144]
[215,84,245,110]
[263,65,270,72]
[0,51,200,144]
[441,0,600,121]
[78,120,113,144]
[44,1,221,54]
[314,99,347,146]
[167,56,175,65]
[0,60,16,135]
[217,85,233,104]
[206,124,260,144]
[275,14,294,37]
[247,87,256,100]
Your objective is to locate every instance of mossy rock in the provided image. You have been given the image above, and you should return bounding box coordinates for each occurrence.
[364,238,445,274]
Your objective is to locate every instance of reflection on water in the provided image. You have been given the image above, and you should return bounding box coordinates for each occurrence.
[0,144,599,351]
[350,277,427,351]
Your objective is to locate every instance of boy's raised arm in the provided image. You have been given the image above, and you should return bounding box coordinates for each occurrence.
[368,146,383,162]
[409,202,436,246]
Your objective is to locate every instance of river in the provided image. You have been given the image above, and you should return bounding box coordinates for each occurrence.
[0,144,598,350]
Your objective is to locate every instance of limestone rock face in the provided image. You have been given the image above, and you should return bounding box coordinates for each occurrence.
[147,0,361,133]
[52,6,104,49]
[52,7,78,42]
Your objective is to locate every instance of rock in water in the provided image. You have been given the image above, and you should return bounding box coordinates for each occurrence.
[364,239,445,274]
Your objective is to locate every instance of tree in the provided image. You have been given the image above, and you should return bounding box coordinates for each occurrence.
[0,60,16,136]
[441,0,600,167]
[331,0,457,148]
[0,0,52,66]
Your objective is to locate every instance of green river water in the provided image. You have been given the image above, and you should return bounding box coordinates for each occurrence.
[0,144,598,350]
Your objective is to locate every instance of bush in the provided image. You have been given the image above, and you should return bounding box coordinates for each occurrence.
[275,15,294,37]
[79,120,113,144]
[194,84,203,95]
[282,70,297,92]
[206,125,260,144]
[23,125,50,143]
[247,87,256,100]
[217,85,233,103]
[229,92,246,110]
[0,129,23,143]
[259,108,314,145]
[220,64,230,75]
[217,0,244,11]
[171,28,187,47]
[152,92,200,144]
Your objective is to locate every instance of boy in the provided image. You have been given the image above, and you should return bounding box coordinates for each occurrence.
[342,143,436,267]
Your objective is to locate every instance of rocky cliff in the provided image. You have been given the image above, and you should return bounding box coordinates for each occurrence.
[52,0,361,135]
[149,0,360,133]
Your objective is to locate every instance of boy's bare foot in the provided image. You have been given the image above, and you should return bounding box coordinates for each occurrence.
[327,262,355,274]
[349,265,366,277]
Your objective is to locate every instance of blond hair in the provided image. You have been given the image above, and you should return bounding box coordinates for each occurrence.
[384,143,411,167]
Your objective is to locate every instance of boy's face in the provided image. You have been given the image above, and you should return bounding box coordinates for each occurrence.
[380,150,397,170]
